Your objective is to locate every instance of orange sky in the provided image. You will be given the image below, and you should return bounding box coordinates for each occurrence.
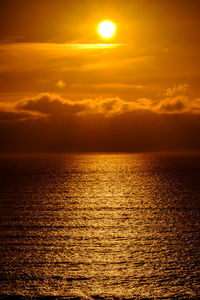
[0,0,200,152]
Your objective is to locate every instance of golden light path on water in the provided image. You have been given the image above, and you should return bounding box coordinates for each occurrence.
[0,153,200,298]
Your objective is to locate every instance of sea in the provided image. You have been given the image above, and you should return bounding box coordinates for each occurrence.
[0,152,200,299]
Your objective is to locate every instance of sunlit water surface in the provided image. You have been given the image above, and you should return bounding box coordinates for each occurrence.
[0,153,200,299]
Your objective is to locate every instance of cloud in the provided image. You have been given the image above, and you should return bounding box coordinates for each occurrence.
[1,93,200,152]
[15,93,152,118]
[16,93,200,117]
[156,95,200,113]
[0,43,121,72]
[0,93,200,124]
[156,96,188,113]
[165,83,189,96]
[56,79,66,88]
[72,83,146,90]
[0,110,36,122]
[0,102,45,122]
[81,56,150,71]
[16,94,87,116]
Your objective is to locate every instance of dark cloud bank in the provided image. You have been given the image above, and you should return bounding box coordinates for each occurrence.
[0,93,200,153]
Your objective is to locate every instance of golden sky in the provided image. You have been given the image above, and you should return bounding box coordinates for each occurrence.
[0,0,200,152]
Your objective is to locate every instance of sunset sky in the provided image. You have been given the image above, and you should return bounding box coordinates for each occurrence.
[0,0,200,152]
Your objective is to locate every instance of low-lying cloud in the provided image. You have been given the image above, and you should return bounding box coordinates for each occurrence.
[1,93,200,152]
[156,96,200,113]
[1,93,198,121]
[12,93,150,119]
[0,101,46,122]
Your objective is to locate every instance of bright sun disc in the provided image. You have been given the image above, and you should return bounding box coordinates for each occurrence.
[98,21,116,38]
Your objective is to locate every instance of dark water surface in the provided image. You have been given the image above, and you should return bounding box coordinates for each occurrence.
[0,153,200,299]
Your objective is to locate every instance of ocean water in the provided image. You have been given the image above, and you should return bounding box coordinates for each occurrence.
[0,152,200,299]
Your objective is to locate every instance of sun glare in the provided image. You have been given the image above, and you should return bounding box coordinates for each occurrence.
[98,21,116,39]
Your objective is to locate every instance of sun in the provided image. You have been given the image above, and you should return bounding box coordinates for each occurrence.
[98,21,116,39]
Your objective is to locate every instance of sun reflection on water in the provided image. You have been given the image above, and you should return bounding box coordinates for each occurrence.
[0,153,200,297]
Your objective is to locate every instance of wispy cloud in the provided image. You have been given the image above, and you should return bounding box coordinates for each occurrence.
[56,79,66,89]
[71,83,146,90]
[165,83,190,96]
[0,42,122,73]
[81,56,149,71]
[66,43,122,49]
